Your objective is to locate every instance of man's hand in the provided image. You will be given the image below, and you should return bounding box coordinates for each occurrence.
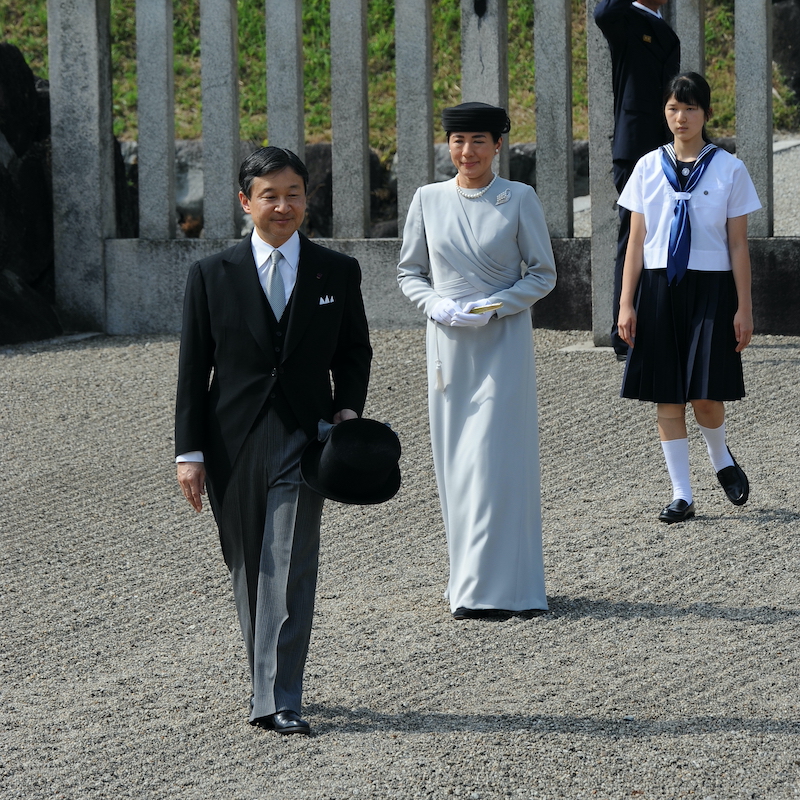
[333,408,358,423]
[177,462,206,512]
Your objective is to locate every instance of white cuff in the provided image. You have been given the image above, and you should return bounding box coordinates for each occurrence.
[176,451,204,463]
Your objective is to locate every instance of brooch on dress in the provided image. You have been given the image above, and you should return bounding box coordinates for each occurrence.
[495,189,511,206]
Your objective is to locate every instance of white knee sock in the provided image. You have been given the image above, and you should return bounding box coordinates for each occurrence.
[660,438,692,503]
[697,422,735,472]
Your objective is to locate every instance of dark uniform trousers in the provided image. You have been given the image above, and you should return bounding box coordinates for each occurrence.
[612,158,637,355]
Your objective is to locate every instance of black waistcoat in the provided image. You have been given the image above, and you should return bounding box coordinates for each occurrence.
[258,288,300,433]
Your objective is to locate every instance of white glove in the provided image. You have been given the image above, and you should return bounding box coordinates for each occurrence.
[430,297,460,325]
[450,299,495,328]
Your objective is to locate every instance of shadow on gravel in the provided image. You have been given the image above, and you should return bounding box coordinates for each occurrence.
[303,705,800,737]
[546,595,800,624]
[640,507,800,524]
[735,507,800,523]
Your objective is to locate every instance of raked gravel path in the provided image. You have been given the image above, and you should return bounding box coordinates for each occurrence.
[1,326,798,800]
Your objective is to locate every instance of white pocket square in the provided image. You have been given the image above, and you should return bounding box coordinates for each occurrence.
[319,295,335,305]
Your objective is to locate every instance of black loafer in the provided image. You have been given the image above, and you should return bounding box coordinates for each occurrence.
[717,451,749,505]
[658,498,696,523]
[252,710,311,735]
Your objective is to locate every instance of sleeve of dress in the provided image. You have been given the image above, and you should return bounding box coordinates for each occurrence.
[488,186,557,319]
[727,158,763,218]
[397,187,443,317]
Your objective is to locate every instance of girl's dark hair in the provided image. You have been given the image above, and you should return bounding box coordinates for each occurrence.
[664,71,713,117]
[664,71,713,142]
[238,146,309,198]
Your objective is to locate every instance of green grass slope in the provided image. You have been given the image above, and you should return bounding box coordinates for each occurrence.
[2,0,798,163]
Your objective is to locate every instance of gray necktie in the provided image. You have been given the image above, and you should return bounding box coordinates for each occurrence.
[265,249,286,320]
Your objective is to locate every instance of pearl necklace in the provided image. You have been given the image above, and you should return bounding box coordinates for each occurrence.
[456,173,498,199]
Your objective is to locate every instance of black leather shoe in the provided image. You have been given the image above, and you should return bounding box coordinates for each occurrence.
[658,498,695,523]
[453,607,513,620]
[717,452,749,505]
[253,710,311,735]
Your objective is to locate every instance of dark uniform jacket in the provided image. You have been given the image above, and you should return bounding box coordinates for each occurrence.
[595,0,681,162]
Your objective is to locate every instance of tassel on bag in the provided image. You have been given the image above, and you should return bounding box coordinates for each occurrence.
[434,327,445,392]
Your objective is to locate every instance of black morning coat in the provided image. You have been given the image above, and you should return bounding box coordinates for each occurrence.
[174,232,372,510]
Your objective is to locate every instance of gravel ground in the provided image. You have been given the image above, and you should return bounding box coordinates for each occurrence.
[1,325,798,800]
[1,136,798,800]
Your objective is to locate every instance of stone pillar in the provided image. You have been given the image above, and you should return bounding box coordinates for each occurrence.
[586,0,617,347]
[331,0,370,238]
[48,0,116,331]
[735,0,773,237]
[395,0,434,229]
[669,0,705,75]
[535,0,574,237]
[460,0,509,177]
[200,0,240,238]
[136,0,176,240]
[266,0,304,160]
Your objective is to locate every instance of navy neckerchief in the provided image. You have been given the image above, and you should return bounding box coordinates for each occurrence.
[660,141,718,285]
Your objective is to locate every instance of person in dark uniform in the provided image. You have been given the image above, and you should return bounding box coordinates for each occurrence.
[594,0,680,358]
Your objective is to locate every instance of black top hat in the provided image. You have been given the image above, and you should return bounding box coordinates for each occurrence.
[300,418,401,505]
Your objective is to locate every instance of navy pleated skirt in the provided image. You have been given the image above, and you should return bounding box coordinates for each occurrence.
[621,269,745,404]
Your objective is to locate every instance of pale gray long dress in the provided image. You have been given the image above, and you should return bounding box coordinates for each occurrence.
[397,176,557,612]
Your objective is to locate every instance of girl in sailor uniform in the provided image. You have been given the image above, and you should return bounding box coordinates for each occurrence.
[616,72,761,523]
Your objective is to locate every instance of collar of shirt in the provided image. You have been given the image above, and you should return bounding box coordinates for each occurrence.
[250,228,301,272]
[251,229,301,298]
[632,2,662,18]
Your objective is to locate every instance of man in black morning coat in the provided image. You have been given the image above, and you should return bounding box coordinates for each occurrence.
[595,0,680,357]
[175,147,372,735]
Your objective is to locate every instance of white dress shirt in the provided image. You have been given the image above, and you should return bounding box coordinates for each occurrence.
[176,229,302,464]
[252,228,301,305]
[632,2,661,18]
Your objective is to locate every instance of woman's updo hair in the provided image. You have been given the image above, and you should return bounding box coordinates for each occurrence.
[442,101,511,143]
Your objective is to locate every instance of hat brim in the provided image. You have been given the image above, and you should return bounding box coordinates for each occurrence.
[300,437,401,505]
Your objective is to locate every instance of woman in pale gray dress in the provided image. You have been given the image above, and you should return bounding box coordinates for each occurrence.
[397,102,557,620]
